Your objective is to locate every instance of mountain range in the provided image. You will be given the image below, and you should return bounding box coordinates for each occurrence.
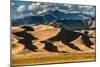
[12,10,95,30]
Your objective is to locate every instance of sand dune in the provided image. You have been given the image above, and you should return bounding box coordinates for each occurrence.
[72,37,95,53]
[12,27,24,33]
[30,28,60,41]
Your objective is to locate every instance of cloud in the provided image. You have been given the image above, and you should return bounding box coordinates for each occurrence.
[17,5,26,13]
[36,3,41,5]
[37,9,49,15]
[28,3,51,15]
[79,5,93,9]
[28,3,36,11]
[12,2,14,6]
[63,4,73,8]
[28,3,41,11]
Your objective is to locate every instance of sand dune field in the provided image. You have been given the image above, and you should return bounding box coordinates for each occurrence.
[11,25,96,66]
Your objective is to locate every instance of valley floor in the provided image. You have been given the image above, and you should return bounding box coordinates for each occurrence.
[12,52,95,66]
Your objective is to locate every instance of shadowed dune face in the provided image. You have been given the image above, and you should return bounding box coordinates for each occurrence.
[48,28,82,42]
[41,41,59,52]
[81,34,94,49]
[13,30,38,40]
[18,39,38,52]
[12,30,38,52]
[21,26,35,31]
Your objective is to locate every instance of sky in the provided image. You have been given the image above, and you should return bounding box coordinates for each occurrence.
[11,1,96,19]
